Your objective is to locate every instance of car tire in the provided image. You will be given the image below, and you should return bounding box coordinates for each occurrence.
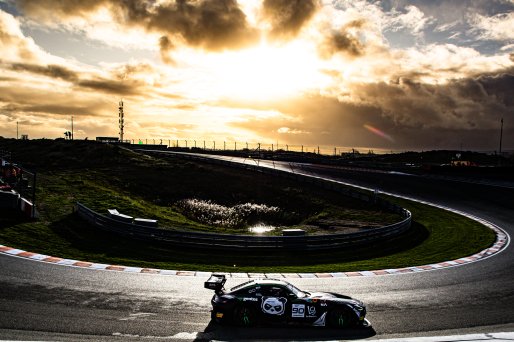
[327,308,354,328]
[232,305,258,327]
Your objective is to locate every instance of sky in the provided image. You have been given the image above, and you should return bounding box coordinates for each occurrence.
[0,0,513,152]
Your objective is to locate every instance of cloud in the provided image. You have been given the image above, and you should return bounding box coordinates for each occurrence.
[5,61,144,95]
[158,36,175,65]
[76,78,140,95]
[227,64,514,150]
[277,127,310,135]
[16,0,105,19]
[385,5,435,36]
[352,71,514,130]
[10,63,79,82]
[16,0,259,52]
[318,19,366,58]
[469,12,514,41]
[0,9,45,62]
[261,0,319,40]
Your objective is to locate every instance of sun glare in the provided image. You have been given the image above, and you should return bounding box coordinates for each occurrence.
[205,41,328,101]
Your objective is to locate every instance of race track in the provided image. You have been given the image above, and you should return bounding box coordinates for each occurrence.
[1,154,513,341]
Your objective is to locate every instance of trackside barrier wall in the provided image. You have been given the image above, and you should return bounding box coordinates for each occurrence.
[75,151,412,251]
[75,203,411,251]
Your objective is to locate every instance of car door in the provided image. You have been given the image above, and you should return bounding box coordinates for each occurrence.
[259,285,289,322]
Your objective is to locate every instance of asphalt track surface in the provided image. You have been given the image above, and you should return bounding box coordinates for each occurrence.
[1,153,514,341]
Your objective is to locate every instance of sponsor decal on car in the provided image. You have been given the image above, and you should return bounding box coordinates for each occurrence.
[243,297,258,302]
[312,312,327,326]
[292,304,305,318]
[261,297,287,315]
[308,306,316,316]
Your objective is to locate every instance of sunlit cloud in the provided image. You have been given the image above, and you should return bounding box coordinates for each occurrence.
[469,12,514,41]
[0,0,512,150]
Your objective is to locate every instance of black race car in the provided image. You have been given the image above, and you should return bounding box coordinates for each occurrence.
[205,274,369,328]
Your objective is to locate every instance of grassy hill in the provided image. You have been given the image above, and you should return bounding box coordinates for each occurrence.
[0,139,495,271]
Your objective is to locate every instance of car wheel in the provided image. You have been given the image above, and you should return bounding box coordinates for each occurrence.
[327,308,353,328]
[233,305,257,327]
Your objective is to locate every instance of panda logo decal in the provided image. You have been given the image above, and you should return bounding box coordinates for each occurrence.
[261,297,287,315]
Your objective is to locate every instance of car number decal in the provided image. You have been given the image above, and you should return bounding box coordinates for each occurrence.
[292,304,305,318]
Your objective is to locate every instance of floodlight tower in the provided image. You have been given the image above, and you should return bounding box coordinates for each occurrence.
[119,100,124,143]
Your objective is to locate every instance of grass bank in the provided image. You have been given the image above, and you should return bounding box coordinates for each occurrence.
[0,140,496,273]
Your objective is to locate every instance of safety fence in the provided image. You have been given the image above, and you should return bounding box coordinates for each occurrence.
[124,139,386,156]
[75,151,411,251]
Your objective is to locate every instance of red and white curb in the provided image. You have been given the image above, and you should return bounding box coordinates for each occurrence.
[0,216,508,278]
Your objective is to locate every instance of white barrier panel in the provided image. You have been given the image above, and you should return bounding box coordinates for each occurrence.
[20,197,34,218]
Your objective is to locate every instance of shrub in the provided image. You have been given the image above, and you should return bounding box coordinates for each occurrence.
[176,199,280,228]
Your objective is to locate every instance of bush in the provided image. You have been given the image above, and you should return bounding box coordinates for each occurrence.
[176,199,280,228]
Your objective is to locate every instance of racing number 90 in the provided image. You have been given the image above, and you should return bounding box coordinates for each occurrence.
[292,304,305,317]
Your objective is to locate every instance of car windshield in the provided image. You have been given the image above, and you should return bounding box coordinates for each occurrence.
[286,282,307,298]
[230,279,308,298]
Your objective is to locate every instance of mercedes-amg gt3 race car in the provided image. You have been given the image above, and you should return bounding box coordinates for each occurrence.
[205,274,370,328]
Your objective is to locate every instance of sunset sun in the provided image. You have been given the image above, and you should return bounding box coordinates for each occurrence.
[200,41,329,101]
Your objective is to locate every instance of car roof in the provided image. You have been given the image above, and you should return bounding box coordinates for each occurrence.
[229,278,291,291]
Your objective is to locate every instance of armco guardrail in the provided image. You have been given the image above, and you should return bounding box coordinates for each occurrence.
[75,151,411,251]
[76,202,411,251]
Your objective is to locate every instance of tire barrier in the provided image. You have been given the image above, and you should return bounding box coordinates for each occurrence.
[75,151,412,252]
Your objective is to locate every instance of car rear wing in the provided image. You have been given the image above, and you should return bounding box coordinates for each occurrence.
[204,274,226,294]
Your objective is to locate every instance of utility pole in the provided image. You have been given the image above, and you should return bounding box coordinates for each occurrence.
[499,117,504,156]
[119,100,124,143]
[71,116,74,140]
[16,121,19,139]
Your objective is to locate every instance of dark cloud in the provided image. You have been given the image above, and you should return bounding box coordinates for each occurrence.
[319,20,366,58]
[0,85,111,118]
[17,0,104,17]
[5,61,142,95]
[110,62,156,81]
[10,63,79,82]
[262,0,319,39]
[368,72,514,128]
[77,78,140,95]
[227,68,514,150]
[17,0,259,52]
[2,103,96,116]
[158,36,175,65]
[146,0,258,50]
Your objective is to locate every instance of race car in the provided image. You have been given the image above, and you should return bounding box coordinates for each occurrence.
[204,274,369,328]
